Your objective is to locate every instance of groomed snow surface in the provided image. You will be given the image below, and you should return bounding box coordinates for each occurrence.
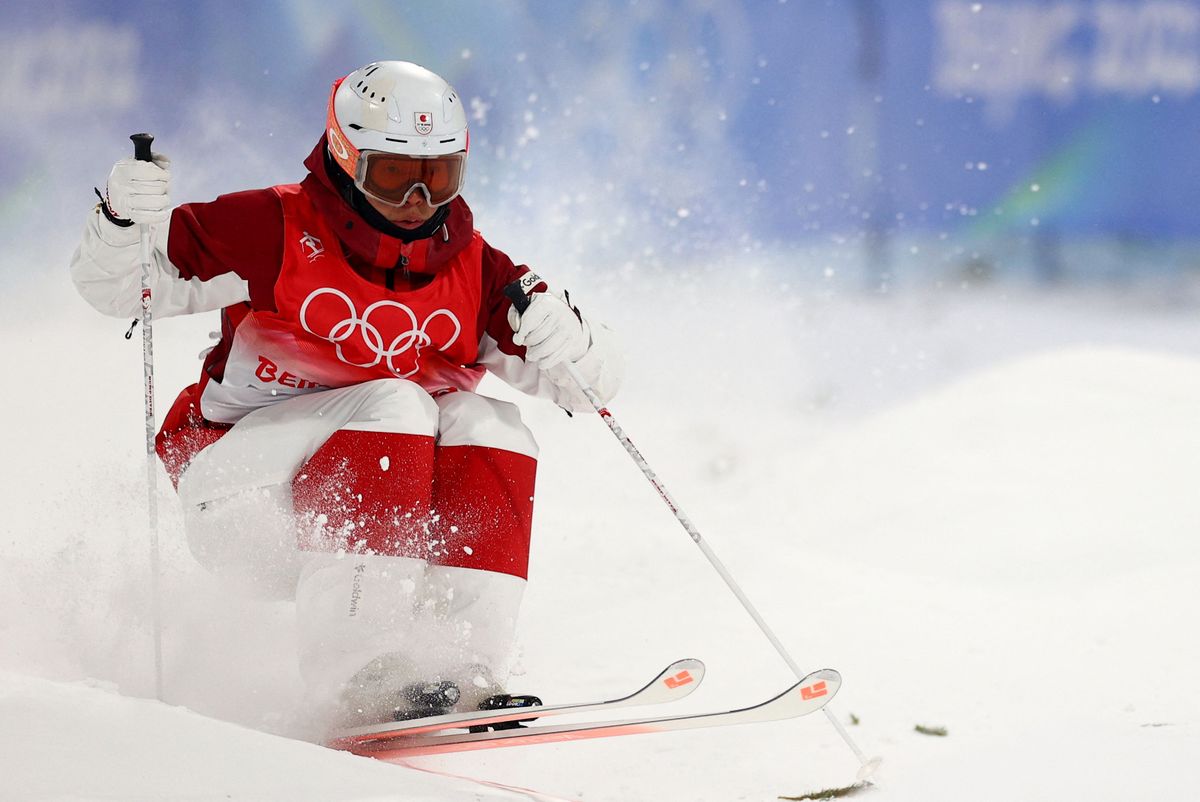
[2,272,1198,801]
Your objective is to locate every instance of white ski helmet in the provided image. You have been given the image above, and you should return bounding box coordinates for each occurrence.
[326,61,469,207]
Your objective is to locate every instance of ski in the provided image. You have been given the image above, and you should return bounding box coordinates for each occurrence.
[347,668,840,759]
[330,658,705,747]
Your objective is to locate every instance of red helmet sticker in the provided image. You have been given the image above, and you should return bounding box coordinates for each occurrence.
[415,112,433,135]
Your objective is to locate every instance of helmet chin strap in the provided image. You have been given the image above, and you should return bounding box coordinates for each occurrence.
[324,148,451,243]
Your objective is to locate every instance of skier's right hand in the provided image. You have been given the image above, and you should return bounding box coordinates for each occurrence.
[102,154,172,225]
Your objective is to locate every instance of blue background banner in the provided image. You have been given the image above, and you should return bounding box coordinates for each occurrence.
[3,0,1198,282]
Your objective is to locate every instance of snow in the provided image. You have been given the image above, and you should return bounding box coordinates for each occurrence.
[2,267,1199,799]
[0,670,531,801]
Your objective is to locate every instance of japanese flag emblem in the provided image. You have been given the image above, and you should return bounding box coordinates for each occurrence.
[415,112,433,135]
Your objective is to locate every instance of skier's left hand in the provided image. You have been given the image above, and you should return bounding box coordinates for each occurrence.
[508,291,590,369]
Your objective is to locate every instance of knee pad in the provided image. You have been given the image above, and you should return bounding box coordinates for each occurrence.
[345,378,440,436]
[435,392,538,457]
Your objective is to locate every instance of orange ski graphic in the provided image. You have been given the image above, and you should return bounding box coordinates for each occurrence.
[800,681,828,701]
[664,670,695,689]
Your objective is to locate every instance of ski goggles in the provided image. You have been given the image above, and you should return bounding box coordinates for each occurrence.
[354,150,466,208]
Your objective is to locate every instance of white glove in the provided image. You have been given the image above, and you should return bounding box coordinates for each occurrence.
[508,291,591,369]
[104,154,171,225]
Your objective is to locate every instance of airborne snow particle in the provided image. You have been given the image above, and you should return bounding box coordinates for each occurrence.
[379,456,390,471]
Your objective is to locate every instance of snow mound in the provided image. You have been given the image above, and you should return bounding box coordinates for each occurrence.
[0,670,538,801]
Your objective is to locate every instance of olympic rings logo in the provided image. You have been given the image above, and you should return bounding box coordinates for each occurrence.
[298,287,461,378]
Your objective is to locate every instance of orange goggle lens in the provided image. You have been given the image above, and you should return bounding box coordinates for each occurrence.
[356,151,466,207]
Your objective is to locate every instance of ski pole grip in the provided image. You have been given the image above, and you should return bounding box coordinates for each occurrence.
[131,133,154,162]
[504,280,532,315]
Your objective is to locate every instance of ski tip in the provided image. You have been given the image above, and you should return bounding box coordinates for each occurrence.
[656,658,705,696]
[667,658,705,679]
[795,669,841,707]
[805,668,842,687]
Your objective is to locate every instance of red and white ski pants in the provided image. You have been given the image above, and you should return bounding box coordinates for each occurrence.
[159,378,536,718]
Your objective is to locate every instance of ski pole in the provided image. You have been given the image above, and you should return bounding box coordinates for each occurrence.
[131,132,165,701]
[505,284,880,781]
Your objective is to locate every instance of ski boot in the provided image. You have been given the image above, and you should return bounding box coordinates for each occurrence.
[468,692,544,733]
[393,680,462,721]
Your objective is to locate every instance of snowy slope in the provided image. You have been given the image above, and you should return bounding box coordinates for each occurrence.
[469,342,1200,800]
[2,268,1199,800]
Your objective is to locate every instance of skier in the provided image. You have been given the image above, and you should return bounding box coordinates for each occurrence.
[70,60,622,729]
